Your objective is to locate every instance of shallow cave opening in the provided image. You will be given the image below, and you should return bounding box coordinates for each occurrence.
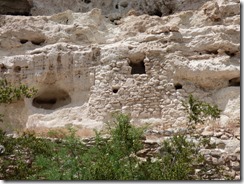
[20,39,28,44]
[31,39,45,46]
[83,0,91,4]
[112,88,119,93]
[32,88,71,110]
[33,98,57,106]
[206,50,218,55]
[225,51,236,57]
[13,66,21,73]
[168,9,173,15]
[174,83,183,90]
[228,77,240,87]
[5,12,31,16]
[0,64,7,72]
[149,9,162,17]
[129,60,146,75]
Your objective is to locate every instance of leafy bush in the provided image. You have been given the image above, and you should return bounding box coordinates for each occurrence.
[0,130,55,180]
[0,79,37,104]
[0,79,37,122]
[182,94,221,131]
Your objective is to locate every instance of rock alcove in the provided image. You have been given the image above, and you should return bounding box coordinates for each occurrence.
[229,77,240,87]
[32,87,71,110]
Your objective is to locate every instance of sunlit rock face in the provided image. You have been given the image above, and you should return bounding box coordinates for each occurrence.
[0,0,240,130]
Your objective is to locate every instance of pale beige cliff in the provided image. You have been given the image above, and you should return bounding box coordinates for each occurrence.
[0,0,240,179]
[0,0,240,132]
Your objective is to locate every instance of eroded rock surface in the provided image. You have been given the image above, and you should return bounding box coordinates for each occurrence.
[0,1,240,180]
[29,0,207,20]
[0,0,240,132]
[0,0,32,16]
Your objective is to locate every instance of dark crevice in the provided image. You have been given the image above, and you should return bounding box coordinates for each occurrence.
[14,66,21,73]
[110,17,121,24]
[83,0,91,4]
[168,9,173,15]
[57,54,61,64]
[5,12,31,16]
[212,18,221,22]
[149,9,162,17]
[49,64,54,70]
[206,50,218,55]
[162,1,175,16]
[113,88,119,93]
[225,51,236,57]
[228,77,240,87]
[164,31,170,35]
[130,61,146,75]
[33,98,57,106]
[0,64,7,72]
[31,39,45,46]
[115,4,119,9]
[174,83,183,90]
[20,39,28,44]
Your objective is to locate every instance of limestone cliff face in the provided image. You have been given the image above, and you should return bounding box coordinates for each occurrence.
[0,0,32,16]
[0,0,240,130]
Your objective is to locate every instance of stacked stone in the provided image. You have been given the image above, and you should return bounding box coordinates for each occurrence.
[88,55,189,125]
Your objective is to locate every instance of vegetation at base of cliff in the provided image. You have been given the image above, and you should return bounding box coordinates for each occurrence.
[0,114,197,180]
[0,93,223,180]
[0,112,221,180]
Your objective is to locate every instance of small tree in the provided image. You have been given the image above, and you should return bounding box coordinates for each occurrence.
[182,94,221,132]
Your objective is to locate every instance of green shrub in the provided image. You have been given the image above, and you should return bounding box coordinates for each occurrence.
[25,113,204,180]
[0,113,220,180]
[0,79,37,122]
[0,79,37,104]
[182,94,221,131]
[0,130,55,180]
